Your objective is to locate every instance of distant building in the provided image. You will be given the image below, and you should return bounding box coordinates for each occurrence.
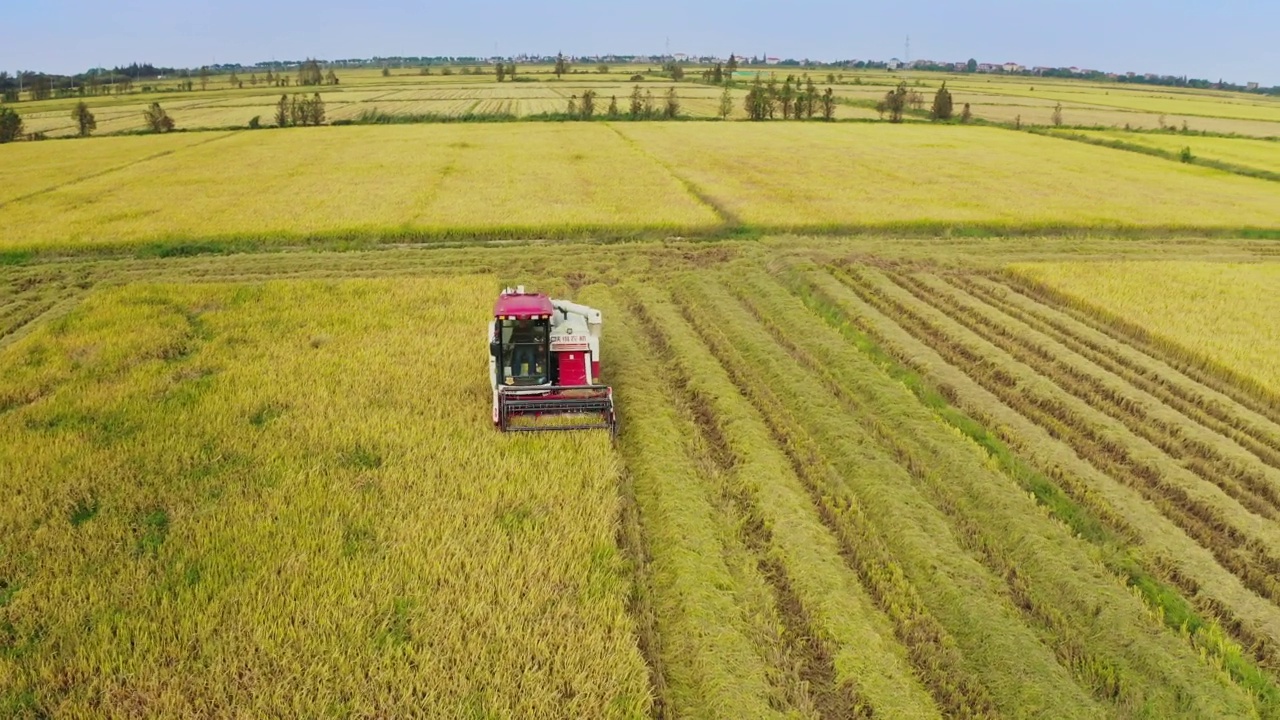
[765,57,781,65]
[887,58,902,70]
[977,63,997,72]
[1032,66,1053,75]
[1003,62,1023,73]
[1248,81,1260,91]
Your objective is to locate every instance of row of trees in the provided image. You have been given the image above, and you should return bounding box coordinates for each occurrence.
[275,93,326,127]
[743,75,838,121]
[875,81,973,123]
[0,100,177,143]
[562,85,685,120]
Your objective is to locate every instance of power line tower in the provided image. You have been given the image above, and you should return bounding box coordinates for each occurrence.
[905,35,911,64]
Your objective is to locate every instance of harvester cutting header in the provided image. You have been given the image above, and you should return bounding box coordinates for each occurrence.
[489,286,617,435]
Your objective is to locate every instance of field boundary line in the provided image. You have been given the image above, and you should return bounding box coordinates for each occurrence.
[1027,127,1280,183]
[602,123,741,228]
[0,131,241,210]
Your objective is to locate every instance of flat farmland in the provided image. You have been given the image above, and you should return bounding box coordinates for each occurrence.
[4,62,1280,720]
[1011,260,1280,395]
[1058,130,1280,173]
[0,276,648,717]
[5,238,1280,718]
[611,123,1280,231]
[5,122,1280,255]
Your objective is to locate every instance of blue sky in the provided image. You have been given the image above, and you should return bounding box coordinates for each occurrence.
[4,0,1276,85]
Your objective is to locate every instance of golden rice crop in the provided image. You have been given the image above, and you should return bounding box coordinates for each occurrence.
[1009,261,1280,395]
[0,132,224,205]
[0,124,720,252]
[1064,130,1280,172]
[613,122,1280,229]
[0,277,649,718]
[969,103,1280,135]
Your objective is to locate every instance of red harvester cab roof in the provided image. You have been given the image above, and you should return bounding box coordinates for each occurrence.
[494,291,555,318]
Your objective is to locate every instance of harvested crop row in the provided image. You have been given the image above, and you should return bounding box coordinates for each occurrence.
[624,288,882,719]
[832,265,1280,612]
[781,264,1280,702]
[577,287,786,719]
[669,275,1120,718]
[887,270,1280,523]
[999,270,1280,423]
[952,273,1280,476]
[725,268,1259,716]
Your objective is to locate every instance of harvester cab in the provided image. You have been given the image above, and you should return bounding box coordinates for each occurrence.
[489,286,617,436]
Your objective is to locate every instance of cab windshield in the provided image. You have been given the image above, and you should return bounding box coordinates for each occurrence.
[500,318,549,386]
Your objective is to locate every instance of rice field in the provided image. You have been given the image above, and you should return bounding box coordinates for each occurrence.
[0,275,649,717]
[1010,260,1280,395]
[610,123,1280,230]
[1055,130,1280,173]
[4,62,1280,719]
[4,121,1280,255]
[5,237,1280,718]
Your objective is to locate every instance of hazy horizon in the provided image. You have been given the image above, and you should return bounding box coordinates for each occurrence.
[3,0,1277,86]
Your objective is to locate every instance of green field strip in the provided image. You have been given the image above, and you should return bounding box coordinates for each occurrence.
[582,287,785,720]
[671,274,1105,718]
[892,271,1280,523]
[850,264,1280,560]
[825,263,1280,651]
[731,266,1262,717]
[625,283,937,719]
[1000,269,1280,422]
[954,274,1280,478]
[785,265,1280,715]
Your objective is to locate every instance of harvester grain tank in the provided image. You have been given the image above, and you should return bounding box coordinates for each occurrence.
[489,286,617,435]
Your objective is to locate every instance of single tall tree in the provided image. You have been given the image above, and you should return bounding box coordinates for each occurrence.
[607,95,619,118]
[966,58,978,73]
[629,84,644,119]
[718,85,733,119]
[554,53,569,78]
[199,66,210,91]
[803,77,818,118]
[930,82,954,120]
[960,102,973,123]
[72,101,96,136]
[883,82,908,123]
[725,54,738,82]
[143,102,174,132]
[0,107,23,143]
[820,88,836,121]
[275,94,289,127]
[744,75,767,120]
[580,89,596,119]
[1051,103,1064,126]
[664,87,680,118]
[308,93,326,125]
[779,79,795,119]
[495,62,506,82]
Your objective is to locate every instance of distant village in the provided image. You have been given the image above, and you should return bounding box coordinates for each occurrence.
[297,53,1269,93]
[6,51,1272,99]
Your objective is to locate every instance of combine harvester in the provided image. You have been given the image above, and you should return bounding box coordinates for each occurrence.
[489,285,617,436]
